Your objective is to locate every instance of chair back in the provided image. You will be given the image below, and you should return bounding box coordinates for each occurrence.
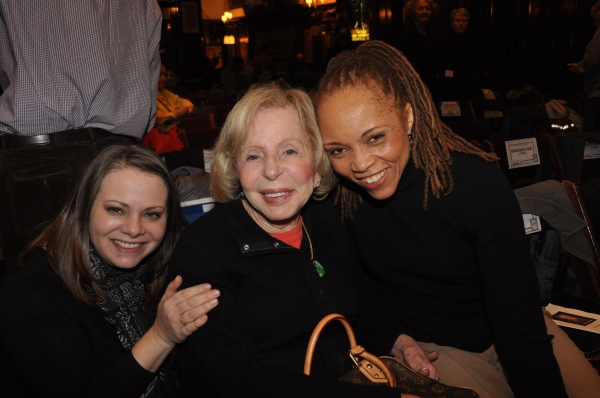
[471,97,507,120]
[446,119,501,169]
[178,116,216,131]
[501,131,565,189]
[550,181,600,309]
[181,127,221,149]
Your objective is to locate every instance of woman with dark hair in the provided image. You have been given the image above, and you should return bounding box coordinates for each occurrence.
[0,144,220,397]
[313,40,600,398]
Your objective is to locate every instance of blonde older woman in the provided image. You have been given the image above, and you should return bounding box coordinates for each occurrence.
[167,83,421,397]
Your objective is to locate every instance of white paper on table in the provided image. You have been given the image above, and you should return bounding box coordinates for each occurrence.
[505,138,540,169]
[203,149,215,173]
[584,142,600,159]
[441,101,461,117]
[545,304,600,334]
[523,214,541,234]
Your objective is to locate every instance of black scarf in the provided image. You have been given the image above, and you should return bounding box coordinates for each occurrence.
[87,249,177,398]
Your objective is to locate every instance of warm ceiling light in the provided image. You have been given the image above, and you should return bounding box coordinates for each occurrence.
[221,12,233,23]
[223,35,235,45]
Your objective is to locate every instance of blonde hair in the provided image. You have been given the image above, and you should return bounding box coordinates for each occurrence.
[211,82,334,202]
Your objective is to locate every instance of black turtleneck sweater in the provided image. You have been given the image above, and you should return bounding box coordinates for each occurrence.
[343,152,567,398]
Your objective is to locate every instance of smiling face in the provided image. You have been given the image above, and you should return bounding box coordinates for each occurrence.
[237,106,320,233]
[318,86,414,201]
[414,0,433,23]
[89,168,168,269]
[451,12,469,34]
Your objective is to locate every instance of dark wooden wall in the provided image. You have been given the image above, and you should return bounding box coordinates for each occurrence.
[371,0,597,97]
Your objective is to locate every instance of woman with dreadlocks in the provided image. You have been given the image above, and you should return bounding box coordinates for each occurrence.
[314,40,600,398]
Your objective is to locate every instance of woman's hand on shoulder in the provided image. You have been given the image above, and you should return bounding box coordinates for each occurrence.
[152,275,220,348]
[391,334,440,381]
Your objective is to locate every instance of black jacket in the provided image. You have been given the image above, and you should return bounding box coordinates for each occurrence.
[0,248,155,398]
[168,199,404,397]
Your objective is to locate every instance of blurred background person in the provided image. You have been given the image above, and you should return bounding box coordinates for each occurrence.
[220,56,246,97]
[164,64,189,98]
[397,0,448,103]
[248,60,276,91]
[443,8,483,101]
[285,52,316,92]
[143,64,193,156]
[568,1,600,132]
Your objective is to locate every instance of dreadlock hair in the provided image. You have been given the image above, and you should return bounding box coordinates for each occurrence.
[313,40,498,219]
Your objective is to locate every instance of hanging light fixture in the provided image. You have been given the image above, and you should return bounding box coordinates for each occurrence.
[222,12,235,45]
[221,11,232,23]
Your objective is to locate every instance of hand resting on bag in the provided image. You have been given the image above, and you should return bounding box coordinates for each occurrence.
[391,334,440,381]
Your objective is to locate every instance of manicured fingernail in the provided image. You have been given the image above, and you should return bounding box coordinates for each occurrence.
[202,284,211,290]
[210,298,218,306]
[211,289,220,297]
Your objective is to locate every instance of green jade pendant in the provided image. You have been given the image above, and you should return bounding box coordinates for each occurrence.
[313,260,325,277]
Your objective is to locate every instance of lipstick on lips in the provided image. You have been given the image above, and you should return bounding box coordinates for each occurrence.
[358,168,388,190]
[261,189,292,205]
[112,239,144,253]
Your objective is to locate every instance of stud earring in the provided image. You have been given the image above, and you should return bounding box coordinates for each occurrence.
[240,191,245,198]
[314,181,321,189]
[408,133,414,148]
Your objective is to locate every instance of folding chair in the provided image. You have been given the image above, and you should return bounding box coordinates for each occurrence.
[501,131,565,189]
[438,100,476,124]
[550,180,600,312]
[471,97,507,120]
[511,93,546,107]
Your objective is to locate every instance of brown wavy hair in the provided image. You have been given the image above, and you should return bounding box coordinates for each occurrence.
[18,144,182,305]
[312,40,497,218]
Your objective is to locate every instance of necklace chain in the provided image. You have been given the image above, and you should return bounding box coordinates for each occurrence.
[301,217,314,261]
[300,217,325,277]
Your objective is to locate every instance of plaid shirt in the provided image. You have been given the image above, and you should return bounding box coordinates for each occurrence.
[0,0,162,138]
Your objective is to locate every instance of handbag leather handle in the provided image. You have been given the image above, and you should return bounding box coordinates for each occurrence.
[304,314,357,375]
[303,314,397,387]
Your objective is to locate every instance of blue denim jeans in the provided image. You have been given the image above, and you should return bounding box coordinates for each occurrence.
[0,135,130,267]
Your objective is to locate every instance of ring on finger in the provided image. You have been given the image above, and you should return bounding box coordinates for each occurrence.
[179,312,187,327]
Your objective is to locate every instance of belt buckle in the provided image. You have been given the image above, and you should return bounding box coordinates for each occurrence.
[27,135,52,145]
